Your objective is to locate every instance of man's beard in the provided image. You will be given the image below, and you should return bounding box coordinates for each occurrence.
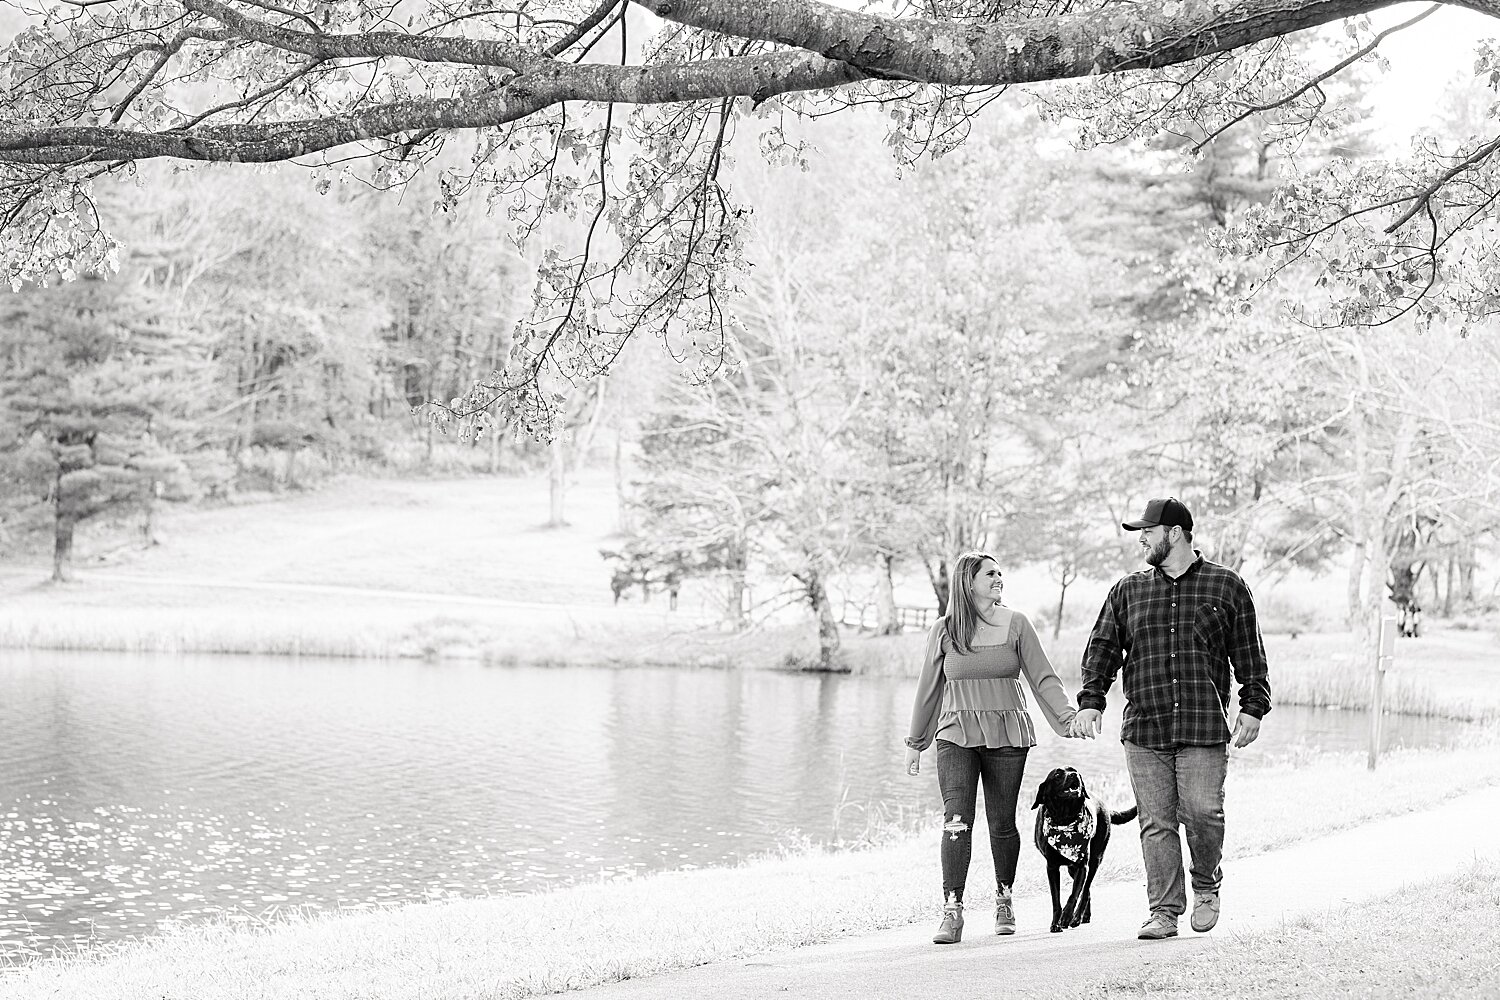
[1144,536,1171,567]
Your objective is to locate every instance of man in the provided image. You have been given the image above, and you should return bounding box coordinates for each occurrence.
[1070,497,1270,941]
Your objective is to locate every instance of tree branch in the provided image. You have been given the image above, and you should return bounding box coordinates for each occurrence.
[173,57,326,130]
[1189,2,1442,154]
[628,0,1415,83]
[1384,134,1500,234]
[108,27,232,126]
[233,0,324,35]
[545,0,623,57]
[181,0,545,71]
[7,0,1473,167]
[0,52,864,163]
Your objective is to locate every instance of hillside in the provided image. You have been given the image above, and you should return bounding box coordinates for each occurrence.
[0,471,763,663]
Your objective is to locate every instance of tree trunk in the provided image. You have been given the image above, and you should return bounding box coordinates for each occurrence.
[1359,522,1390,669]
[1345,540,1366,631]
[614,430,633,535]
[725,535,748,629]
[804,568,844,672]
[874,551,898,635]
[936,561,950,617]
[1054,564,1075,641]
[141,481,158,546]
[924,554,951,617]
[1459,542,1477,604]
[548,433,567,527]
[53,515,75,583]
[1434,554,1446,617]
[1443,555,1456,617]
[1346,366,1371,630]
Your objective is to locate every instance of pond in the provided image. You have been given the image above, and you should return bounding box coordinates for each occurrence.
[0,650,1469,957]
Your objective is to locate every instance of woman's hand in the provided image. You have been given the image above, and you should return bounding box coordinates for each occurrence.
[905,747,921,775]
[1070,709,1102,739]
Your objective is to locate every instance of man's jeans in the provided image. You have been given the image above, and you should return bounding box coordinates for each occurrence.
[1123,741,1228,919]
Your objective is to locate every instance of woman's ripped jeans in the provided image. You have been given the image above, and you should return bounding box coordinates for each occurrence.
[934,740,1030,903]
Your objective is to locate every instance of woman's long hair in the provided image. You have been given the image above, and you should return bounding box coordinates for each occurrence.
[948,551,1000,655]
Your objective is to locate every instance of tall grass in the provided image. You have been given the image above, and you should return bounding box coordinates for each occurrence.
[1269,656,1459,717]
[0,606,411,658]
[845,626,1497,721]
[0,603,810,669]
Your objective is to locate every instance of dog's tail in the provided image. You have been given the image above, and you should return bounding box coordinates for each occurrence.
[1109,804,1139,825]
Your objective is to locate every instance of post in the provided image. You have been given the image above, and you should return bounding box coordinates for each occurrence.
[1368,615,1397,770]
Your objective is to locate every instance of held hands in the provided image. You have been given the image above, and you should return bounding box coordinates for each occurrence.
[1231,713,1262,748]
[1069,709,1102,739]
[904,747,921,776]
[1069,709,1102,740]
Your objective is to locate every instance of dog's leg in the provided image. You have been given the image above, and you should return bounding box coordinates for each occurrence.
[1076,863,1095,926]
[1075,846,1107,927]
[1047,863,1064,933]
[1061,862,1088,928]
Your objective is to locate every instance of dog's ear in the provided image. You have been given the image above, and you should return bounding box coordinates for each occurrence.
[1076,773,1090,800]
[1032,769,1059,809]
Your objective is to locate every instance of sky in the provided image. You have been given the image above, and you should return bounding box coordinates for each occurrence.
[1368,3,1500,144]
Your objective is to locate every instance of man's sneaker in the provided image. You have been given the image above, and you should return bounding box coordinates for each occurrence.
[932,903,964,944]
[1137,913,1179,940]
[1191,891,1220,932]
[994,893,1015,936]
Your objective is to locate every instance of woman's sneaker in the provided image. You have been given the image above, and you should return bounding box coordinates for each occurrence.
[933,902,964,944]
[994,892,1015,935]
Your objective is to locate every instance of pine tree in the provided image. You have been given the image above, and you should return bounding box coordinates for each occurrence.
[0,275,195,580]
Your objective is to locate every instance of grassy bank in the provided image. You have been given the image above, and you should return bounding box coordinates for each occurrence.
[1069,856,1500,1000]
[4,593,1493,721]
[4,581,1495,720]
[4,730,1497,999]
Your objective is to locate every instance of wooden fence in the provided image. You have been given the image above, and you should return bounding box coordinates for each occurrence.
[839,601,935,632]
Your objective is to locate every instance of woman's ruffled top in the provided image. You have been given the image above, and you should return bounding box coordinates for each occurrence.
[905,610,1077,751]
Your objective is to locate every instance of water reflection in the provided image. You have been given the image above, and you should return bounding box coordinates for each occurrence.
[0,650,1469,956]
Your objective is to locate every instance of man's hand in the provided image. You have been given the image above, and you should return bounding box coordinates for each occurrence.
[1071,709,1102,739]
[1231,713,1262,748]
[905,747,921,775]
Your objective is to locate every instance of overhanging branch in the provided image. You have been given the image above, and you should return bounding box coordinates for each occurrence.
[629,0,1415,82]
[0,52,862,163]
[5,0,1477,166]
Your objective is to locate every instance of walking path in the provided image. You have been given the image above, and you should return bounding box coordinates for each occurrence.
[569,784,1500,999]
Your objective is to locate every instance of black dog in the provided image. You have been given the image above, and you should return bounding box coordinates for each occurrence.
[1032,767,1137,933]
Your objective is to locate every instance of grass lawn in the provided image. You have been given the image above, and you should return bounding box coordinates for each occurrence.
[1070,856,1500,999]
[4,730,1497,999]
[0,472,805,666]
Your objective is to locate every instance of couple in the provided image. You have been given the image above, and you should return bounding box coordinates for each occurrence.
[904,497,1272,943]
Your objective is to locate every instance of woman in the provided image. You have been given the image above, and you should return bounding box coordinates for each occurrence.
[904,551,1078,944]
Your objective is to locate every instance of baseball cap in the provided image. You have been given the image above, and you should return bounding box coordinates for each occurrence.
[1122,497,1194,532]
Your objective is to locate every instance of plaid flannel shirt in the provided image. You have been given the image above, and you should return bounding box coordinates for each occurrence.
[1079,555,1271,749]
